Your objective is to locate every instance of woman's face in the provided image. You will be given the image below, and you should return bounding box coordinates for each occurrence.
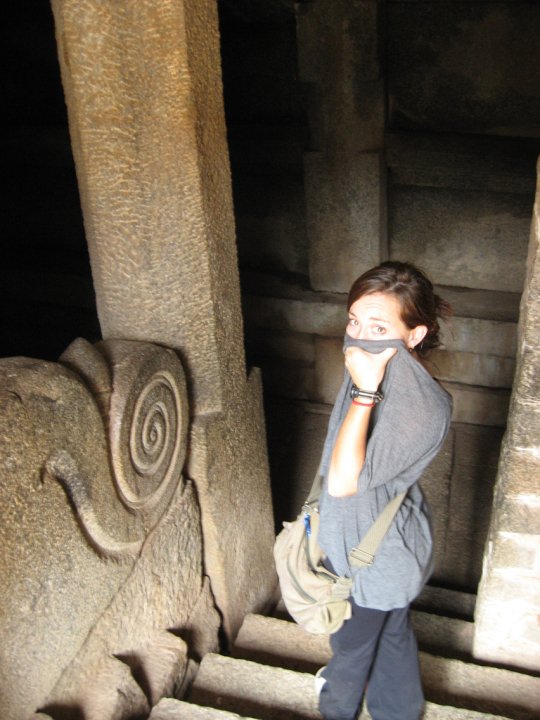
[347,291,423,349]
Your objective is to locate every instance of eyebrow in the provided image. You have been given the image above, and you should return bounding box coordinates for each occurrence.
[349,312,390,323]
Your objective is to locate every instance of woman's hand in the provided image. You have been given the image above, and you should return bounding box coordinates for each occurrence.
[344,346,397,391]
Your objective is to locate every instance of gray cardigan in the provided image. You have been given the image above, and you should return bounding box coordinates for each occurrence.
[318,336,452,610]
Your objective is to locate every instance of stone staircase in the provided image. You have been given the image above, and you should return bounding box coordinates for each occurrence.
[146,588,540,720]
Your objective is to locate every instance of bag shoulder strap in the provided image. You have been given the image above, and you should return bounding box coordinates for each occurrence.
[304,469,323,508]
[302,470,407,569]
[348,491,406,568]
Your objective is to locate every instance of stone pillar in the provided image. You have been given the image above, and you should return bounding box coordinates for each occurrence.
[297,0,386,293]
[50,0,243,415]
[473,160,540,673]
[50,0,275,637]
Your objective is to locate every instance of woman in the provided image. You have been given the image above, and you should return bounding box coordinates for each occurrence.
[316,261,452,720]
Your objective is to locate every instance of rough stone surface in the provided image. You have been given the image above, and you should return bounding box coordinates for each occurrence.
[190,653,323,720]
[186,367,277,639]
[50,0,244,416]
[387,132,540,195]
[306,151,383,293]
[0,341,214,719]
[390,186,530,293]
[50,0,276,647]
[442,382,510,428]
[42,482,219,717]
[297,0,384,152]
[298,0,385,293]
[388,3,540,136]
[474,161,540,673]
[150,698,258,719]
[426,350,514,389]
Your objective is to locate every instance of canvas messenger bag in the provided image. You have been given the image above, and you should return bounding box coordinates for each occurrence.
[273,473,406,635]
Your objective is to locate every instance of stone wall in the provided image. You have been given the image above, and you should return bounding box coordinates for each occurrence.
[473,161,540,673]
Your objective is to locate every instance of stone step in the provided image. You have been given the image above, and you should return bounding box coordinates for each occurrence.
[413,584,476,620]
[149,695,515,720]
[231,614,540,720]
[273,600,474,661]
[182,653,515,720]
[189,653,322,719]
[149,696,258,719]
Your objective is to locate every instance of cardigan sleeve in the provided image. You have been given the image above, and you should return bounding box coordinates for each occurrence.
[356,348,452,495]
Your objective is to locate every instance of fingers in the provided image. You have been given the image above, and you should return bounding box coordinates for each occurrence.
[344,345,397,389]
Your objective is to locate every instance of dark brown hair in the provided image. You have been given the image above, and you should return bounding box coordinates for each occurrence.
[347,261,452,356]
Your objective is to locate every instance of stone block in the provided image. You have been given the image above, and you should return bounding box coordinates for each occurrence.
[418,430,453,582]
[413,585,476,620]
[189,653,321,720]
[234,172,308,276]
[474,585,540,672]
[436,286,520,323]
[257,359,316,404]
[439,317,517,358]
[390,186,530,293]
[386,131,539,195]
[297,0,384,150]
[242,294,346,337]
[442,382,510,427]
[490,533,540,573]
[443,462,499,590]
[432,423,503,589]
[51,0,247,415]
[314,336,344,404]
[245,329,315,364]
[493,496,540,536]
[453,422,504,471]
[388,3,540,135]
[242,282,518,346]
[306,151,383,293]
[150,699,250,719]
[505,395,540,449]
[0,341,225,720]
[513,346,540,401]
[496,446,540,495]
[426,350,515,388]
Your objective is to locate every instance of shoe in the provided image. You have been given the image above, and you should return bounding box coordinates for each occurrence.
[314,666,327,696]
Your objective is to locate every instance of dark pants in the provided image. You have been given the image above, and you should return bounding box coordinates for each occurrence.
[318,601,424,720]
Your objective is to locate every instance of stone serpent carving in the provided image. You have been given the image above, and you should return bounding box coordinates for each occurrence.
[46,338,189,558]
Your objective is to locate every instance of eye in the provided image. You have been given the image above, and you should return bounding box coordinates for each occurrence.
[374,325,386,334]
[348,317,358,326]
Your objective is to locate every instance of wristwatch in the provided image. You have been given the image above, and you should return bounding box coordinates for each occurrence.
[350,384,384,404]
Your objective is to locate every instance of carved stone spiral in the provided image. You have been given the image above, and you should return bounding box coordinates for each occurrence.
[121,370,182,507]
[104,342,189,516]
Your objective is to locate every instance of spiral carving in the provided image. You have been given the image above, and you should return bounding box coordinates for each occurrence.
[51,339,189,546]
[100,341,188,517]
[117,370,182,508]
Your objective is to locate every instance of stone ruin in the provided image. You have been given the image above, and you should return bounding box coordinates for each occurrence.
[1,1,540,717]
